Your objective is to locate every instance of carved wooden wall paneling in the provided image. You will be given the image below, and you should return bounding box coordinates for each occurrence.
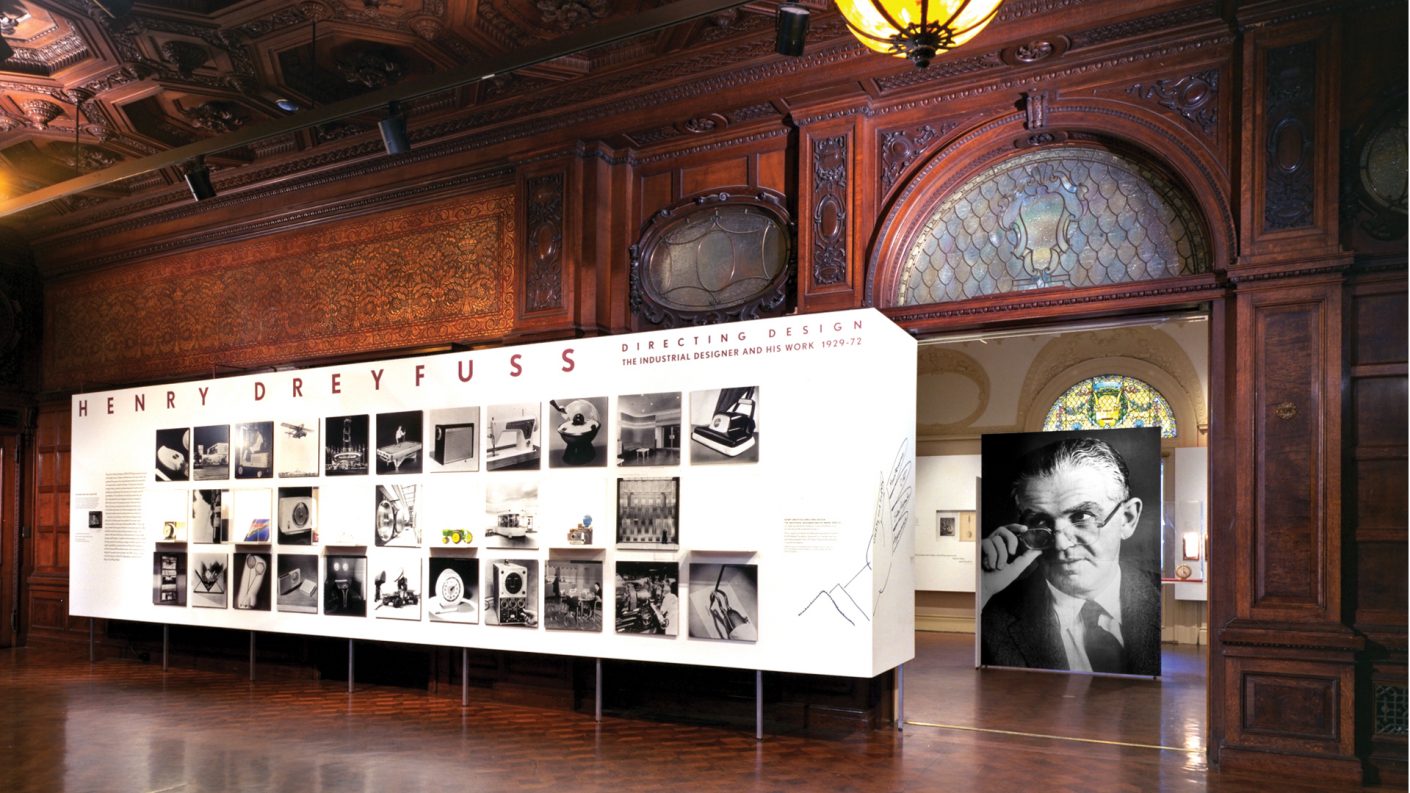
[1348,271,1409,780]
[25,402,77,644]
[42,189,518,391]
[522,169,568,317]
[1237,17,1343,266]
[793,97,866,313]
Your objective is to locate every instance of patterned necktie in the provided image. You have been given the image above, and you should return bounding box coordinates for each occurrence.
[1080,599,1124,673]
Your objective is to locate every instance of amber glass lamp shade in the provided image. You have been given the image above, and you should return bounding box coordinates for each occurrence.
[835,0,1004,68]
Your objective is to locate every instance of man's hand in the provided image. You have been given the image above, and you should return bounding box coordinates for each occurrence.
[979,524,1040,609]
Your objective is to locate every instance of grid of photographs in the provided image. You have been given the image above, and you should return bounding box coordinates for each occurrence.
[139,391,763,647]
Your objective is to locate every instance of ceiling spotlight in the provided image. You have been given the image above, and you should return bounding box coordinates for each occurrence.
[775,3,809,58]
[379,101,410,156]
[275,98,301,112]
[184,156,216,201]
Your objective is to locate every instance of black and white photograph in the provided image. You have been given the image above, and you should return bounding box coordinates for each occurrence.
[485,559,538,627]
[687,563,758,642]
[324,414,370,476]
[689,386,759,464]
[151,487,188,542]
[277,486,317,545]
[232,551,272,611]
[152,551,187,606]
[978,428,1162,676]
[324,555,368,617]
[231,488,272,543]
[276,554,319,614]
[154,427,190,482]
[937,511,958,539]
[614,561,679,636]
[544,560,603,632]
[191,489,229,543]
[192,424,230,481]
[233,421,273,479]
[371,551,422,620]
[373,484,420,547]
[427,407,480,473]
[617,392,681,467]
[190,551,228,609]
[275,418,320,478]
[427,557,478,624]
[484,402,541,471]
[484,478,537,549]
[546,396,608,468]
[375,410,424,475]
[616,477,679,549]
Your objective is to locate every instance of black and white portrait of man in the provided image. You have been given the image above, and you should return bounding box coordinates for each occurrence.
[979,428,1161,676]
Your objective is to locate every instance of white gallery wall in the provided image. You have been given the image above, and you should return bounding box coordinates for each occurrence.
[70,309,916,678]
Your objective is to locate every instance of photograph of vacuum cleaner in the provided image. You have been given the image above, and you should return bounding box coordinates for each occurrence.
[275,417,319,478]
[687,563,758,642]
[152,551,187,606]
[276,554,319,614]
[232,552,271,611]
[485,559,538,627]
[484,403,541,471]
[689,386,759,464]
[192,424,229,481]
[373,484,420,547]
[616,477,679,549]
[617,392,681,467]
[371,551,422,620]
[324,555,367,617]
[190,552,228,608]
[427,557,478,623]
[547,396,608,467]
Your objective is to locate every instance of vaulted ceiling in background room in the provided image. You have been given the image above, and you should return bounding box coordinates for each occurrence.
[0,0,836,235]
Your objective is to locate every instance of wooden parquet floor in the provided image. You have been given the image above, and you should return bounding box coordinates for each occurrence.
[0,633,1365,793]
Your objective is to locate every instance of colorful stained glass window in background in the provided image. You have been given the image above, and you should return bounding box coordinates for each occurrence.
[1042,375,1177,439]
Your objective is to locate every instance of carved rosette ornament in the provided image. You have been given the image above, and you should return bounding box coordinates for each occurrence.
[21,99,62,129]
[1127,70,1218,136]
[337,47,405,89]
[525,173,565,313]
[159,40,209,78]
[811,135,848,287]
[537,0,610,32]
[182,101,246,134]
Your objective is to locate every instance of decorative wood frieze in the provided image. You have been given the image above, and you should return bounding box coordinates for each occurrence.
[1262,41,1318,231]
[1127,69,1219,136]
[811,134,849,288]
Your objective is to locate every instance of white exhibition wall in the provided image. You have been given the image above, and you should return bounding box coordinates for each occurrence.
[69,308,916,678]
[913,455,979,592]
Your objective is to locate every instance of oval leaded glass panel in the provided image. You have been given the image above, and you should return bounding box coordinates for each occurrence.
[1042,374,1178,439]
[896,147,1210,306]
[631,190,793,327]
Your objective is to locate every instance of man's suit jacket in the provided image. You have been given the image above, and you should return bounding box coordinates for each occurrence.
[980,560,1161,675]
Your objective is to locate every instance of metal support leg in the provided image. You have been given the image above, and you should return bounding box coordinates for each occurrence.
[595,658,603,722]
[162,624,169,672]
[755,670,763,741]
[249,632,256,681]
[896,660,908,728]
[461,648,469,707]
[347,639,354,694]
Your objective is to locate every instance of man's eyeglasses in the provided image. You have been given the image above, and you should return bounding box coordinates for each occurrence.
[1013,499,1132,551]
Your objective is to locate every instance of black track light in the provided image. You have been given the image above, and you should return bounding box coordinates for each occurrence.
[379,101,410,156]
[184,156,215,202]
[775,2,809,58]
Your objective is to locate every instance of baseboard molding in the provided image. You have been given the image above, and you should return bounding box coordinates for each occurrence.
[916,606,975,633]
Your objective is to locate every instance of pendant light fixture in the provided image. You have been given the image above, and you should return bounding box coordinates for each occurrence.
[834,0,1004,68]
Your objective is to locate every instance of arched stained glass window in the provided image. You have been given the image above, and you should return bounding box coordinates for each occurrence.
[1042,375,1177,438]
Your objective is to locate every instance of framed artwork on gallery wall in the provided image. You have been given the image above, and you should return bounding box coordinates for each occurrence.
[325,415,370,476]
[427,407,480,473]
[616,477,679,549]
[614,560,679,636]
[192,425,229,481]
[427,557,479,624]
[233,421,274,479]
[375,410,424,475]
[617,392,682,467]
[275,418,319,478]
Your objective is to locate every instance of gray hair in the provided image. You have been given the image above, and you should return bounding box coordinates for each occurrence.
[1011,436,1131,508]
